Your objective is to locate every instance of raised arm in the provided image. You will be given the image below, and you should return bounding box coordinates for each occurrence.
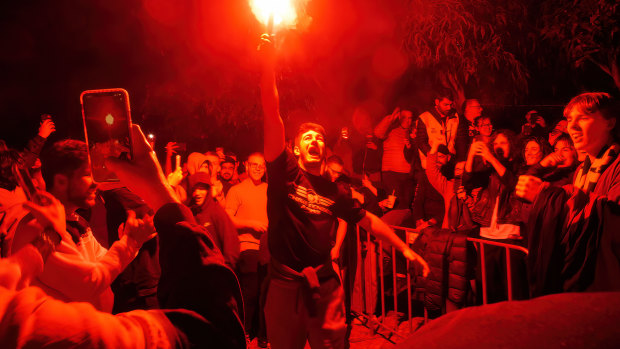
[374,108,399,140]
[425,140,449,195]
[259,35,285,162]
[465,141,479,173]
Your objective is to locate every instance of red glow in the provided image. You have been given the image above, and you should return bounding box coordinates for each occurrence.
[143,0,182,26]
[372,44,407,81]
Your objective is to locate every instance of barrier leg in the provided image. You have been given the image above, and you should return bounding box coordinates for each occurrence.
[480,243,487,305]
[392,246,397,314]
[379,241,385,321]
[406,231,412,331]
[506,247,513,301]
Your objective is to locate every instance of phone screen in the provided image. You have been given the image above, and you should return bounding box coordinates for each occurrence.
[81,89,132,182]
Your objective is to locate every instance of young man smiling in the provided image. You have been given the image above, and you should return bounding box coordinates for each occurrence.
[517,92,620,297]
[11,140,154,312]
[259,35,429,349]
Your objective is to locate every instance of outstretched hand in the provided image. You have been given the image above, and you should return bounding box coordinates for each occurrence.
[106,124,179,212]
[402,247,430,277]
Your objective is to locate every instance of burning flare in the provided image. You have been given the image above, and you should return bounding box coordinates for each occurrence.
[250,0,298,30]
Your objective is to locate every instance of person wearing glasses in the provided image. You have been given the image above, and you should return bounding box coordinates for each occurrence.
[225,152,269,347]
[474,115,494,145]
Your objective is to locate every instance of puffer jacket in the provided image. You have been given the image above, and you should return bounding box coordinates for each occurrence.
[418,226,473,316]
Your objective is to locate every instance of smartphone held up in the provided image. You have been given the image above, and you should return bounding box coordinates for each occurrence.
[80,88,133,182]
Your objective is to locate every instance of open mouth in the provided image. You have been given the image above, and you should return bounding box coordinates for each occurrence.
[308,146,320,157]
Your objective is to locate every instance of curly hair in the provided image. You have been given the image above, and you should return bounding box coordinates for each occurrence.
[40,139,89,190]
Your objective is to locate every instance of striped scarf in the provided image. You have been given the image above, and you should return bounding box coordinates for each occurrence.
[573,143,620,193]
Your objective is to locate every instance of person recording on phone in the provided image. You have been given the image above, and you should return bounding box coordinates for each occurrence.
[0,125,245,348]
[520,110,547,139]
[10,139,155,312]
[463,129,527,303]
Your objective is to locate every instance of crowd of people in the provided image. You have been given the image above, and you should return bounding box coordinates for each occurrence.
[0,35,619,348]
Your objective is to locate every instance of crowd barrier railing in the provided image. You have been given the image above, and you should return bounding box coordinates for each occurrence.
[466,237,529,305]
[349,227,530,339]
[350,224,425,340]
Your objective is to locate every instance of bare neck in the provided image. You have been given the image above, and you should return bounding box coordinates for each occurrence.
[299,159,324,177]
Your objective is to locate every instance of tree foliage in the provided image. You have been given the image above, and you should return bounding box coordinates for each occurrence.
[400,0,530,107]
[540,0,620,91]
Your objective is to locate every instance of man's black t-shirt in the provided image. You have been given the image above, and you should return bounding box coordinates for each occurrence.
[267,150,366,272]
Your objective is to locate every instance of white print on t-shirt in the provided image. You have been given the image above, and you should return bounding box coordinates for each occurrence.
[288,185,335,215]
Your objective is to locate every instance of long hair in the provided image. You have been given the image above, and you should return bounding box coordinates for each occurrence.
[492,129,518,161]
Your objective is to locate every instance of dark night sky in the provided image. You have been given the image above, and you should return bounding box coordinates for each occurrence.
[0,0,616,158]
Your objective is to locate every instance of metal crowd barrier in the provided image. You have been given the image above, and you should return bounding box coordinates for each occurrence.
[348,227,530,339]
[349,224,425,340]
[466,237,529,305]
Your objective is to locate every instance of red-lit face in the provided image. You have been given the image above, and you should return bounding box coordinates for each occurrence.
[566,108,614,157]
[192,187,208,206]
[294,130,325,169]
[476,118,493,137]
[437,152,450,165]
[455,161,465,177]
[554,139,577,168]
[435,98,453,116]
[220,162,235,181]
[400,110,413,129]
[67,164,98,209]
[326,162,344,182]
[493,134,510,159]
[524,140,543,166]
[246,154,265,182]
